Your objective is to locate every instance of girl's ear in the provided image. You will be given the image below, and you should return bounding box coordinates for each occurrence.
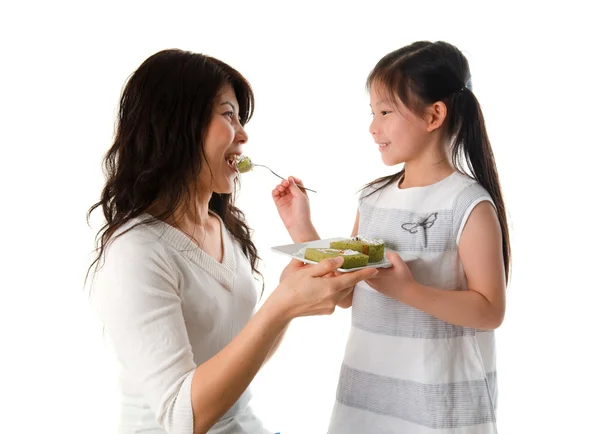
[424,101,447,132]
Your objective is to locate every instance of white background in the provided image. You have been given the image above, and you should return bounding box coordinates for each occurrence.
[1,1,599,433]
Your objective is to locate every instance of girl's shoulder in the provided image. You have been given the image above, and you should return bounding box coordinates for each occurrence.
[425,171,493,210]
[450,172,495,208]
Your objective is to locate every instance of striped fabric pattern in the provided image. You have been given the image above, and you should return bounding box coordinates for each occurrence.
[328,172,498,434]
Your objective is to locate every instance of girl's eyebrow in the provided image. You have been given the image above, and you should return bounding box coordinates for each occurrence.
[370,99,393,108]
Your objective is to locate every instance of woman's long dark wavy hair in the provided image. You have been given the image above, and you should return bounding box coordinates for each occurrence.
[364,41,511,280]
[86,49,262,287]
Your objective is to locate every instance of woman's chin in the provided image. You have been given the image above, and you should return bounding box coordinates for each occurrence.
[213,188,234,196]
[212,178,236,196]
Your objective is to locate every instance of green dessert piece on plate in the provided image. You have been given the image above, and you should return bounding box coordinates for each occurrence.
[330,236,385,263]
[304,248,369,269]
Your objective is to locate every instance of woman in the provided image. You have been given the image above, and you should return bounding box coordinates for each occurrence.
[87,49,376,434]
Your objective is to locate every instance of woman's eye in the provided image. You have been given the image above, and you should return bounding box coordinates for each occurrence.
[381,110,391,116]
[224,111,234,119]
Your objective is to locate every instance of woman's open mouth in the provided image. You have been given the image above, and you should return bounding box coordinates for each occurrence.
[225,153,240,170]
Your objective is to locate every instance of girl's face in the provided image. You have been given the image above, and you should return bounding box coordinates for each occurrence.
[369,82,430,166]
[200,85,248,194]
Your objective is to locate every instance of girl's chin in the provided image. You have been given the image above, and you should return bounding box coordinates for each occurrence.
[380,149,408,166]
[381,156,404,167]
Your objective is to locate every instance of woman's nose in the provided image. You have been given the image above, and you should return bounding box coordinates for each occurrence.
[236,125,248,144]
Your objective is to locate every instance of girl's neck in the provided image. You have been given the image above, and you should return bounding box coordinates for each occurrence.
[400,155,455,189]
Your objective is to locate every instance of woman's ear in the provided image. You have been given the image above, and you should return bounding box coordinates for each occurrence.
[424,101,447,132]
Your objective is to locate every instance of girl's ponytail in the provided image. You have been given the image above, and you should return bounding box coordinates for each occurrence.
[451,88,511,280]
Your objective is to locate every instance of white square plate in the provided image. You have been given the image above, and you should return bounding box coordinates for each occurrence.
[270,237,417,273]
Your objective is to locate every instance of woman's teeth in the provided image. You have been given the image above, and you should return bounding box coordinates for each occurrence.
[225,154,239,169]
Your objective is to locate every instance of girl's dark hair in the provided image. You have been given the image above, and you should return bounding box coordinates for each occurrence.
[364,41,511,280]
[86,49,262,287]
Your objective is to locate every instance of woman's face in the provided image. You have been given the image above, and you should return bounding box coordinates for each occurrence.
[199,85,248,194]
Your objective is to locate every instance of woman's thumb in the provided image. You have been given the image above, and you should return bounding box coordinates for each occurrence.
[309,257,344,276]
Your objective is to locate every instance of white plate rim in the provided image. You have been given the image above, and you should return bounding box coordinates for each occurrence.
[270,237,417,272]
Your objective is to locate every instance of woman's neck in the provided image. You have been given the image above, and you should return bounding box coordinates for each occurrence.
[147,189,213,230]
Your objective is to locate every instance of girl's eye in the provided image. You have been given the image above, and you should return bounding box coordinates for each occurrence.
[224,111,234,119]
[370,110,392,117]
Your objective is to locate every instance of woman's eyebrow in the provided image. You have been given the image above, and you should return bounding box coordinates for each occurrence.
[220,101,237,111]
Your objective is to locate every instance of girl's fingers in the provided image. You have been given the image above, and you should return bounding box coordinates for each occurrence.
[291,176,304,186]
[288,178,307,196]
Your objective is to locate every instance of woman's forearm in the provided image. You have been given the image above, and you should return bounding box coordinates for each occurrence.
[190,297,290,433]
[264,323,290,364]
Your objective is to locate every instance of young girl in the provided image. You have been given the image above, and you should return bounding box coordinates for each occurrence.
[273,41,510,433]
[87,49,376,434]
